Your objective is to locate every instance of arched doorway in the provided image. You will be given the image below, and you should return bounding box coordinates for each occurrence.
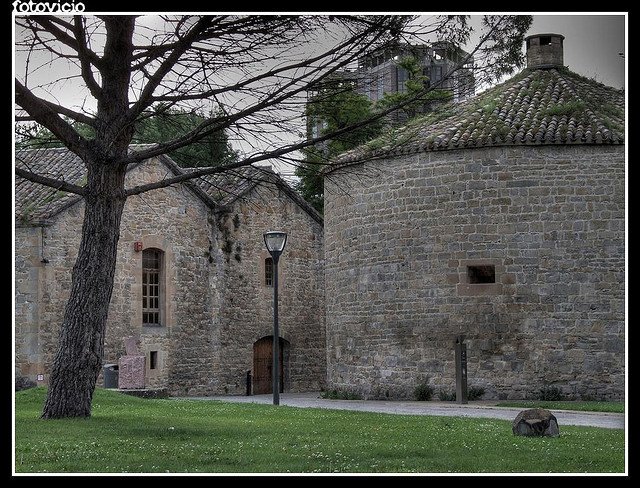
[253,336,289,394]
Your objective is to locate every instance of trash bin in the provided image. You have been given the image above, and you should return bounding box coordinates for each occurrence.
[103,364,119,388]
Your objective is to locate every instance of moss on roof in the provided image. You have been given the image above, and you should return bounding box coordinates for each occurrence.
[334,67,624,166]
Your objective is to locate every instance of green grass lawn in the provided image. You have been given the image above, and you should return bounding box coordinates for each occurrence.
[15,388,625,474]
[495,401,625,413]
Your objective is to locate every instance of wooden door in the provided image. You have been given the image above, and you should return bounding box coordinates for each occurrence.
[252,336,284,394]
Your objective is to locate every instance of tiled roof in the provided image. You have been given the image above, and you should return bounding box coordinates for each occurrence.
[15,148,322,225]
[15,146,165,224]
[188,165,323,224]
[15,147,86,223]
[334,67,624,165]
[187,165,272,207]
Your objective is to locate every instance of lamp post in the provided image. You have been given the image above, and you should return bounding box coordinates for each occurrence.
[263,230,287,405]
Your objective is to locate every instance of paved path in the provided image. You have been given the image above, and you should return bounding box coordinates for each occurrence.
[183,392,624,430]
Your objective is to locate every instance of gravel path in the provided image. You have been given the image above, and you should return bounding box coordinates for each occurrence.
[181,392,625,430]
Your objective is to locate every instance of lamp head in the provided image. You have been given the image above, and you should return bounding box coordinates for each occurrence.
[264,231,287,256]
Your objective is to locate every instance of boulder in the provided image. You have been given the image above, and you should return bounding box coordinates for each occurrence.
[512,408,560,437]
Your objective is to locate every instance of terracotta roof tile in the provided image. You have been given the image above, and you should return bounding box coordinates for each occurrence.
[186,165,271,207]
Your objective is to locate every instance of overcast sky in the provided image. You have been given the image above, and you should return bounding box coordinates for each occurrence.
[525,14,625,88]
[13,12,626,176]
[13,13,626,103]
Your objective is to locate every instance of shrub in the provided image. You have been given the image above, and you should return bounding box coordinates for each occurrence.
[414,381,434,401]
[467,386,486,401]
[437,387,484,401]
[438,390,456,401]
[321,389,362,400]
[540,385,564,401]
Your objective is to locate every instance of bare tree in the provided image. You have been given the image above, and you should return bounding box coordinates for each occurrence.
[14,14,531,418]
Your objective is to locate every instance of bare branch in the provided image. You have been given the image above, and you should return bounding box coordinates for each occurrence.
[28,16,103,68]
[16,14,530,197]
[72,17,103,99]
[15,167,86,196]
[122,19,394,163]
[15,79,91,159]
[43,100,95,126]
[147,24,376,104]
[126,17,215,122]
[124,43,454,170]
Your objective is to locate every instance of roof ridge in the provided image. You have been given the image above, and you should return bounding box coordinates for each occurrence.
[330,66,624,168]
[171,163,323,224]
[16,146,70,154]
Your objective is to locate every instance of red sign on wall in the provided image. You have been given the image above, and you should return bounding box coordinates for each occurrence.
[134,241,143,252]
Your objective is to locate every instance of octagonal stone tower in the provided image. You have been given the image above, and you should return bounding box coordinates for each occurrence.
[323,33,624,402]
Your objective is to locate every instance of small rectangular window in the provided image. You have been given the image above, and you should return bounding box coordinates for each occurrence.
[397,66,408,93]
[310,120,319,139]
[539,36,552,46]
[376,75,385,99]
[432,66,443,83]
[265,257,273,286]
[467,265,496,284]
[150,351,158,370]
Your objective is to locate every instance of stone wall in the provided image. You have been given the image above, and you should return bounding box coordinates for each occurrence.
[35,200,85,383]
[324,145,625,401]
[212,184,326,394]
[526,34,564,68]
[108,159,215,395]
[15,226,44,380]
[15,158,216,394]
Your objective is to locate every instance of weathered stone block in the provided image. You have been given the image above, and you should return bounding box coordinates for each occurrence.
[512,408,560,437]
[118,355,146,389]
[124,336,140,355]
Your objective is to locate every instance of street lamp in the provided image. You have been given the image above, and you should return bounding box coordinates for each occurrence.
[263,230,287,405]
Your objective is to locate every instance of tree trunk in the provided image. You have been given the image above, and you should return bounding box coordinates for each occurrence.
[42,162,127,418]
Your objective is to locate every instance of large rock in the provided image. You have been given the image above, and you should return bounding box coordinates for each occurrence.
[512,408,560,437]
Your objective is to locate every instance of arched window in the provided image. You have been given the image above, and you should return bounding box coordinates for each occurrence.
[142,248,164,326]
[265,257,273,286]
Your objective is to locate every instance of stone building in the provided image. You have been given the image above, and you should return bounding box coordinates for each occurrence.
[15,149,325,396]
[323,34,625,401]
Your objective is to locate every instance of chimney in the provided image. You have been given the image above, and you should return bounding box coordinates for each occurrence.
[525,33,565,69]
